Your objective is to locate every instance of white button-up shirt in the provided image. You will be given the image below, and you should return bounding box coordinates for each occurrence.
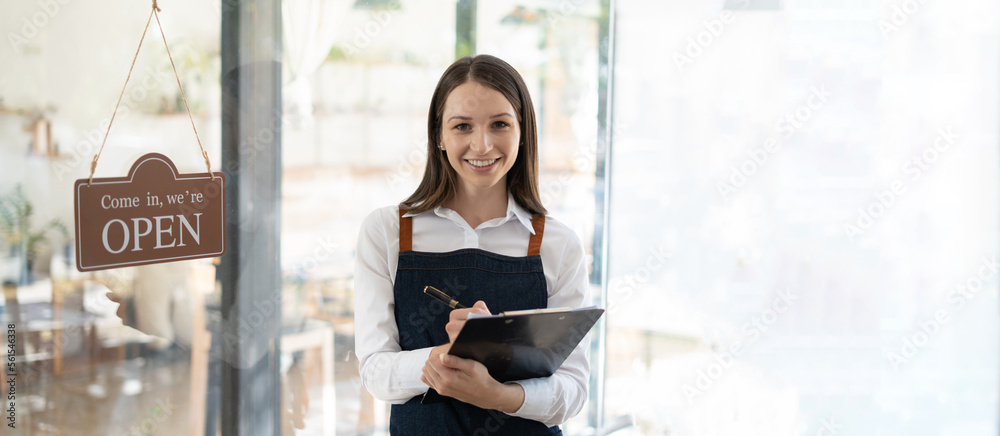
[353,195,593,427]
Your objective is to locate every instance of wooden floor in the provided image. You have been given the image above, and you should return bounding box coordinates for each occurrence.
[17,354,197,436]
[11,345,384,436]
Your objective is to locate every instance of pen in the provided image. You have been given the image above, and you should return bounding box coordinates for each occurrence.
[423,286,467,309]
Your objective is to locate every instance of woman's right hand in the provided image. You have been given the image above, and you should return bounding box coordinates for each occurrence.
[429,300,490,362]
[444,300,490,343]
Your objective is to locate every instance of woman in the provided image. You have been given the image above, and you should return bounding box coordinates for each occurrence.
[354,54,591,435]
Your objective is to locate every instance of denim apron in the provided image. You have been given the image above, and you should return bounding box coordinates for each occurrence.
[389,207,562,436]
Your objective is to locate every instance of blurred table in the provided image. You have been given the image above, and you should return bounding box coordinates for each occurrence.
[1,279,115,377]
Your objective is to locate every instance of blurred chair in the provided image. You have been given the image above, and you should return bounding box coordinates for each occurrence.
[280,317,336,435]
[2,277,101,377]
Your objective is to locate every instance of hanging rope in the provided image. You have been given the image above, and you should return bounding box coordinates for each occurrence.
[88,0,214,186]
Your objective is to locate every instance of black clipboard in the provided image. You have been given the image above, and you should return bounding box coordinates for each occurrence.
[421,306,604,404]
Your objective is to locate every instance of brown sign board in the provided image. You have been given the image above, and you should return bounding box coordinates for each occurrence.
[74,153,226,272]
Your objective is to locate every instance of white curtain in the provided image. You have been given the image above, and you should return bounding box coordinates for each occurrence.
[282,0,352,116]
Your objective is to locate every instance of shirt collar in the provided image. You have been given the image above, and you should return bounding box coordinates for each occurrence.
[404,194,537,234]
[505,194,537,234]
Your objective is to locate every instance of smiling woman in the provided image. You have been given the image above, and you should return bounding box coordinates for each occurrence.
[402,54,544,220]
[353,54,594,436]
[439,81,522,226]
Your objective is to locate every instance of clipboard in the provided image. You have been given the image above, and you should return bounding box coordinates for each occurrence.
[421,306,604,404]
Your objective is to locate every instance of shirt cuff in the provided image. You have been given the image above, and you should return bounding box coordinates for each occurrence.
[393,347,433,392]
[509,378,553,423]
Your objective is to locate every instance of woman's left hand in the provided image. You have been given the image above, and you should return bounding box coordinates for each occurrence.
[421,352,524,413]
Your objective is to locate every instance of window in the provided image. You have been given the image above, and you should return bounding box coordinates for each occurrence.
[606,0,1000,434]
[1,0,996,435]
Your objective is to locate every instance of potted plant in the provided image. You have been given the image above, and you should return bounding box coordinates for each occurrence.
[0,184,68,285]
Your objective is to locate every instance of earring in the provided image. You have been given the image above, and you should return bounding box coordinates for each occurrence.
[438,144,445,150]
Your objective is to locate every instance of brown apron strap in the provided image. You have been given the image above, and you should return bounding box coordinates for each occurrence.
[527,214,545,256]
[398,206,412,252]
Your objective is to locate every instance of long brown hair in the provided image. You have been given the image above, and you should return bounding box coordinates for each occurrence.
[401,54,546,215]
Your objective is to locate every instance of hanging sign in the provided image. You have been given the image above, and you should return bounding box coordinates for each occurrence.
[73,153,226,271]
